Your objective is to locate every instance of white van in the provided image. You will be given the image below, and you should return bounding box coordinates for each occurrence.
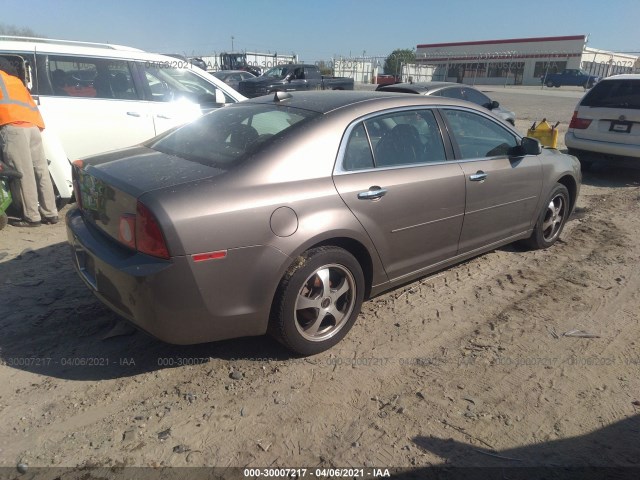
[0,36,246,207]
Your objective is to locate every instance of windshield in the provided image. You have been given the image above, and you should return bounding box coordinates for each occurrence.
[262,66,292,79]
[147,104,319,169]
[581,79,640,109]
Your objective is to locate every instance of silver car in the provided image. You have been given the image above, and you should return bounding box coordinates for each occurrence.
[67,91,580,355]
[376,81,516,125]
[210,70,256,91]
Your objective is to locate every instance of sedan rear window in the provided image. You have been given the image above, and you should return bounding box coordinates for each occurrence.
[147,104,318,169]
[581,79,640,109]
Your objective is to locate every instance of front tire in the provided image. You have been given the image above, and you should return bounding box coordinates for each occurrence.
[546,80,555,88]
[521,184,570,250]
[269,246,365,355]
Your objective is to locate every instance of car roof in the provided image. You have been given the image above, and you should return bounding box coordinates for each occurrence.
[379,81,474,93]
[599,74,640,81]
[240,90,484,115]
[0,35,184,63]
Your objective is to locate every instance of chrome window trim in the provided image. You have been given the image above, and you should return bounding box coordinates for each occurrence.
[333,106,452,175]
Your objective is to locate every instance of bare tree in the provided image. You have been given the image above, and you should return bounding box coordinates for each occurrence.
[0,23,43,37]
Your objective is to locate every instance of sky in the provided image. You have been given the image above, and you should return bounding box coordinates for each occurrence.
[1,0,639,61]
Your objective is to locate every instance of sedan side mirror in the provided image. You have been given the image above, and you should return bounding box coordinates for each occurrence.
[215,89,226,104]
[522,137,542,155]
[509,137,542,157]
[490,100,499,110]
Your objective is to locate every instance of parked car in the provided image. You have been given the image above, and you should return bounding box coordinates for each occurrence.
[376,81,516,125]
[238,64,354,98]
[67,91,581,355]
[375,74,397,86]
[219,51,299,77]
[211,70,256,90]
[541,69,600,89]
[0,36,246,208]
[565,74,640,169]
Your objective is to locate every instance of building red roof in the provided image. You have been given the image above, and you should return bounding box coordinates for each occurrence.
[417,35,586,49]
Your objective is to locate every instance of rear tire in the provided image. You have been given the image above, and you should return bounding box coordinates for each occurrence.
[269,246,365,356]
[521,184,570,250]
[546,80,555,88]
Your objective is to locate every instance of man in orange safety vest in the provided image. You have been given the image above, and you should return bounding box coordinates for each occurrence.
[0,57,58,227]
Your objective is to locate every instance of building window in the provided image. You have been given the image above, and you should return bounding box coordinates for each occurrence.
[534,61,567,78]
[447,62,487,80]
[487,61,524,78]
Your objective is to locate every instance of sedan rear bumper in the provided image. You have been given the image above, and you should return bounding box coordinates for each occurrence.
[66,208,291,344]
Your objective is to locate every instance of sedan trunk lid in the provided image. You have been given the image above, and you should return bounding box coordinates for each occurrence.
[77,146,225,247]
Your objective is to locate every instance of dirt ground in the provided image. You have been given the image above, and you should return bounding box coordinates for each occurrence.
[1,142,640,475]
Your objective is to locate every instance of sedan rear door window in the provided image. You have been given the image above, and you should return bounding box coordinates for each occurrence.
[436,87,465,100]
[342,110,447,171]
[462,88,492,108]
[368,110,446,167]
[343,124,375,171]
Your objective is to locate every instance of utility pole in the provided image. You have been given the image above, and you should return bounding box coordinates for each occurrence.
[231,36,234,51]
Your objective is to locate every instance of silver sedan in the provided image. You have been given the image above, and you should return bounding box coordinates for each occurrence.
[67,91,580,355]
[376,81,517,125]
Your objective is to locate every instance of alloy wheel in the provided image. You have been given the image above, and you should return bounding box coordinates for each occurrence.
[294,263,356,342]
[542,194,566,242]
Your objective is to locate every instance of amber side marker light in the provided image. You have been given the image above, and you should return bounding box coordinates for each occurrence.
[192,251,228,262]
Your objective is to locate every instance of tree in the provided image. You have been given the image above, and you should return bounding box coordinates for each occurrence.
[0,23,43,37]
[383,48,415,77]
[316,60,333,76]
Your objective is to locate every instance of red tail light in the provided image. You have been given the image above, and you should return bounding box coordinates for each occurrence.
[569,111,592,130]
[135,201,169,259]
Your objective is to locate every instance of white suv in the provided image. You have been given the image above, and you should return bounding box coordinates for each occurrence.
[565,74,640,169]
[0,36,246,207]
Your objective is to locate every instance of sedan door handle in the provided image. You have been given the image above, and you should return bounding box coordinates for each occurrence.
[126,111,141,117]
[469,171,487,182]
[156,114,171,119]
[357,186,388,200]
